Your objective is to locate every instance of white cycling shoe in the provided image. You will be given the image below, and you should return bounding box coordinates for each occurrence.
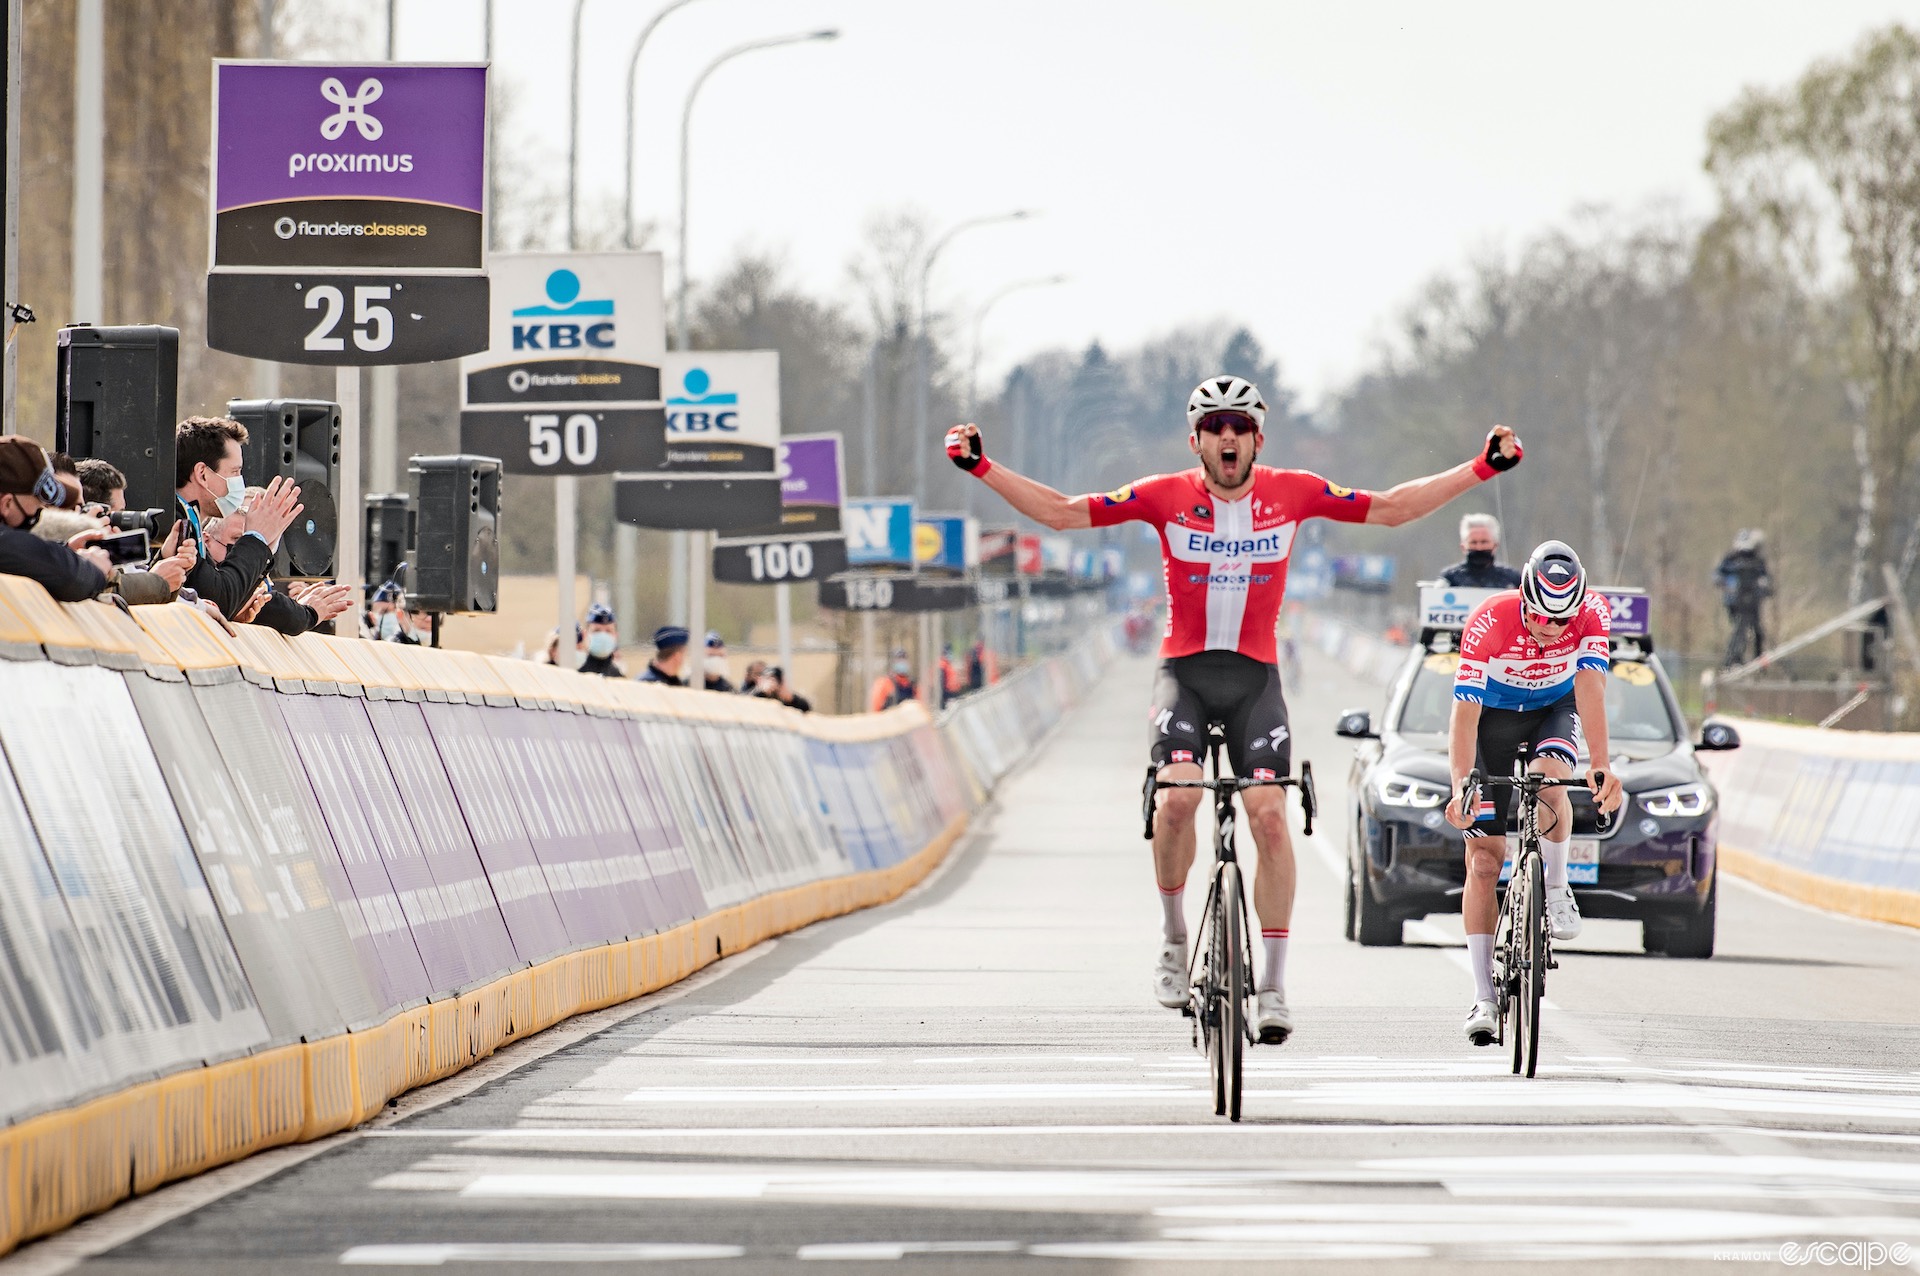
[1547,885,1583,941]
[1254,990,1293,1045]
[1464,999,1497,1046]
[1153,939,1188,1009]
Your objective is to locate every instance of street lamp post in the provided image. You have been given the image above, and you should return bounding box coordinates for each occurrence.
[967,274,1067,422]
[677,27,838,670]
[912,210,1031,505]
[623,0,699,250]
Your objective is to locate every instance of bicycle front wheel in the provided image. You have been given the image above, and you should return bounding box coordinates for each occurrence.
[1211,862,1247,1122]
[1516,852,1546,1078]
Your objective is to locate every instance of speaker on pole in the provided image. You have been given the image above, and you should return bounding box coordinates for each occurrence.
[364,492,410,594]
[225,397,340,578]
[55,324,179,528]
[408,454,499,614]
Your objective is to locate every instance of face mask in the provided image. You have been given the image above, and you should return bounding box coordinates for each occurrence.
[587,632,616,659]
[213,472,246,516]
[377,612,400,640]
[1465,549,1495,568]
[892,660,911,677]
[704,655,728,678]
[5,499,40,531]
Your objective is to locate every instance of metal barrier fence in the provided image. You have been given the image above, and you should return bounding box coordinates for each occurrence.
[0,577,1119,1254]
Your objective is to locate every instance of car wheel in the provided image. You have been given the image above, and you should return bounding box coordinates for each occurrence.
[1640,920,1667,955]
[1662,877,1717,960]
[1353,847,1403,947]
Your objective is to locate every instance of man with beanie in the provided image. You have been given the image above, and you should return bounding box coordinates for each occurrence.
[641,625,690,686]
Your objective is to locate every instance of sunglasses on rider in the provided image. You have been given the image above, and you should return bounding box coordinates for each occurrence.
[1524,608,1573,630]
[1194,412,1259,436]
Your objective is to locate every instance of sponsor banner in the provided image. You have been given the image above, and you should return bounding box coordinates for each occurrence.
[598,718,707,924]
[713,536,849,585]
[846,497,915,568]
[463,254,666,403]
[0,663,271,1092]
[419,702,572,964]
[1040,536,1073,574]
[1418,583,1503,634]
[460,406,667,476]
[818,573,977,613]
[1595,587,1650,638]
[1016,534,1042,575]
[545,713,675,936]
[125,675,370,1045]
[978,526,1017,576]
[363,700,522,984]
[661,351,779,447]
[913,513,974,575]
[710,435,851,582]
[207,271,490,365]
[211,62,487,271]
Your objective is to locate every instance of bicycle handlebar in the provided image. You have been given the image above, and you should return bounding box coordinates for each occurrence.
[1460,768,1617,834]
[1152,776,1306,793]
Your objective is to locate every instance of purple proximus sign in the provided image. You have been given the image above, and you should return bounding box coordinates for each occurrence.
[213,63,485,212]
[779,435,842,509]
[1596,589,1650,638]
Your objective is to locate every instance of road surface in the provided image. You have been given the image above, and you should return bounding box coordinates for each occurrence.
[17,643,1920,1273]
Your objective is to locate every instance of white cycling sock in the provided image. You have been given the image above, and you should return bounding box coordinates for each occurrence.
[1466,933,1495,1003]
[1158,883,1187,944]
[1258,930,1289,995]
[1542,837,1570,889]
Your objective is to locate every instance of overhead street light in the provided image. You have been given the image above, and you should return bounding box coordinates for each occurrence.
[623,0,702,250]
[913,210,1034,502]
[677,28,839,350]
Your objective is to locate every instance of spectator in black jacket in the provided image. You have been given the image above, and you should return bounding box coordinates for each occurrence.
[173,416,302,620]
[0,436,110,601]
[1440,513,1523,589]
[751,665,812,713]
[639,626,689,685]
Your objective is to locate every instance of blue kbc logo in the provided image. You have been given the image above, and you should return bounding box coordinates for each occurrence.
[511,269,615,350]
[667,367,739,433]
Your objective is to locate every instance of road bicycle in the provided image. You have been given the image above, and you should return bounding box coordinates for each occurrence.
[1457,767,1609,1078]
[1144,726,1315,1121]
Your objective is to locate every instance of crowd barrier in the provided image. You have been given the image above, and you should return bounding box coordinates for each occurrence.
[0,577,1119,1255]
[1698,717,1920,929]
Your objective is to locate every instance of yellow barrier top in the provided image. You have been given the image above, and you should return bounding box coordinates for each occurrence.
[287,633,363,685]
[0,576,93,653]
[437,648,517,700]
[223,622,311,682]
[321,634,409,690]
[130,602,245,671]
[59,599,153,663]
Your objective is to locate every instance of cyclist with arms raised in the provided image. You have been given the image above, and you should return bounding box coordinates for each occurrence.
[946,376,1524,1044]
[1443,542,1625,1045]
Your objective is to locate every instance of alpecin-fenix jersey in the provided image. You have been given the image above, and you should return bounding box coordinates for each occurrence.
[1452,590,1611,710]
[1084,466,1373,664]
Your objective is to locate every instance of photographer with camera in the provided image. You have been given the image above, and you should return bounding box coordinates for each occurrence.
[751,664,812,713]
[0,437,111,601]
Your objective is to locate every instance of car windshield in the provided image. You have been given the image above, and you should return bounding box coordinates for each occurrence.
[1395,651,1678,744]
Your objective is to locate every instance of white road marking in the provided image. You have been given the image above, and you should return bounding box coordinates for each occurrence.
[621,1082,1193,1103]
[338,1243,742,1265]
[454,1165,1299,1205]
[798,1241,1022,1261]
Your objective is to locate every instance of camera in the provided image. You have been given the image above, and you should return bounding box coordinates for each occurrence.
[108,507,165,535]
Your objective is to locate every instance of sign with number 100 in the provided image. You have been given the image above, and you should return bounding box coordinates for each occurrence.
[745,541,813,581]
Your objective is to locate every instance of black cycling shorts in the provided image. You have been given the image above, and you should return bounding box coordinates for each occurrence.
[1467,692,1580,840]
[1149,650,1291,779]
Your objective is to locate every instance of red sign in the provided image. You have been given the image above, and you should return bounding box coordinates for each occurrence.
[1016,534,1043,575]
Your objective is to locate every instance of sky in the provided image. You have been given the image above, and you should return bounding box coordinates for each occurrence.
[369,0,1920,407]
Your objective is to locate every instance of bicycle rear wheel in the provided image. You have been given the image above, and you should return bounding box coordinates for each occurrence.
[1213,862,1246,1121]
[1516,852,1546,1078]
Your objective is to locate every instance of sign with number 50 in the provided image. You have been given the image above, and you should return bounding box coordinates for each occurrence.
[459,405,665,476]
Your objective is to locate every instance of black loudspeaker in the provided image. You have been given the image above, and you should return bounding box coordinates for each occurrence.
[56,324,180,530]
[408,454,499,613]
[225,398,340,578]
[364,493,411,594]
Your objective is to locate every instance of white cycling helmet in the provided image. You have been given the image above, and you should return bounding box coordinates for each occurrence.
[1186,375,1267,430]
[1520,540,1588,620]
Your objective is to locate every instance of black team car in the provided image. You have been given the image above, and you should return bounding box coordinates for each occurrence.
[1335,584,1740,957]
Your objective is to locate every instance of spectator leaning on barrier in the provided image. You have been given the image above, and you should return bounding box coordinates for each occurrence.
[700,630,736,692]
[752,663,812,713]
[579,602,626,676]
[640,625,689,685]
[0,436,110,600]
[1441,513,1523,589]
[174,416,302,621]
[869,646,918,711]
[29,448,195,605]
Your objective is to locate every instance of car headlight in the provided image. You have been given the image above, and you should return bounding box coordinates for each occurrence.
[1638,782,1711,818]
[1376,773,1449,808]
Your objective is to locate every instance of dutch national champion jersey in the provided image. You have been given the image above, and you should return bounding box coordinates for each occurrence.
[1085,466,1373,664]
[1452,590,1612,710]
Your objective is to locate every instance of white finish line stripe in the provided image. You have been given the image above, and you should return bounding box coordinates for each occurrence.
[340,1243,742,1265]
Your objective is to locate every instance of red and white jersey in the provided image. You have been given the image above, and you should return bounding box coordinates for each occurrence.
[1453,590,1612,710]
[1085,466,1373,663]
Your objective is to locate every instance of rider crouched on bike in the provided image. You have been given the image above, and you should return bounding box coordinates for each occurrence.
[1443,542,1625,1045]
[947,375,1525,1045]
